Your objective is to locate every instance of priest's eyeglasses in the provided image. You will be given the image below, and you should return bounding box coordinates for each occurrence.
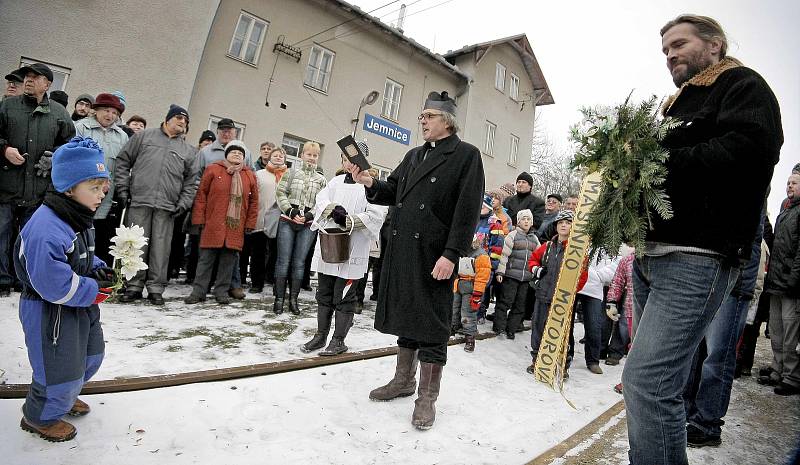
[418,112,443,121]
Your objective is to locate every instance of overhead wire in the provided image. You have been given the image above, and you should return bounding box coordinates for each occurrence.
[291,0,401,47]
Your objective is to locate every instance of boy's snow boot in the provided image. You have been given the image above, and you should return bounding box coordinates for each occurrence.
[273,278,287,314]
[20,417,77,442]
[369,347,418,401]
[464,334,475,352]
[412,362,443,430]
[68,398,90,417]
[301,307,333,353]
[288,279,302,315]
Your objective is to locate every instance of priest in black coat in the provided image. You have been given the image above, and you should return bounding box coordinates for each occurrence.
[350,91,484,430]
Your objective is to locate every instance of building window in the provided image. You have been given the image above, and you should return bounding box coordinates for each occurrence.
[509,73,520,101]
[208,115,246,139]
[495,63,506,92]
[228,11,269,65]
[281,134,325,170]
[20,57,70,91]
[304,45,335,93]
[381,79,403,121]
[509,134,520,166]
[372,164,392,181]
[484,121,497,156]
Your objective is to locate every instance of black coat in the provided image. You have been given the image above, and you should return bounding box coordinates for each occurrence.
[765,198,800,297]
[653,61,783,261]
[367,134,484,343]
[503,192,545,228]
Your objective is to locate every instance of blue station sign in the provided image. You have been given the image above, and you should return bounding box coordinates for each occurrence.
[363,113,411,145]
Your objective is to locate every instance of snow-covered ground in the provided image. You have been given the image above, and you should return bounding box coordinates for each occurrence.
[1,281,629,464]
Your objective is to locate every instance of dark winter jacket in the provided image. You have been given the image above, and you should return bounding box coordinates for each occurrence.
[765,197,800,296]
[367,133,485,343]
[527,239,588,304]
[114,125,200,213]
[653,58,783,262]
[503,192,545,228]
[0,93,75,206]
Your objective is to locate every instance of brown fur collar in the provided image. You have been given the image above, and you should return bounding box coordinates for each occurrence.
[661,57,744,115]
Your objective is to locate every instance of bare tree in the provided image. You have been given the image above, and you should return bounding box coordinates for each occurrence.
[528,115,581,198]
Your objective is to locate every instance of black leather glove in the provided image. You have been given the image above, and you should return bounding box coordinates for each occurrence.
[288,207,301,219]
[33,151,53,177]
[116,192,129,208]
[171,206,187,218]
[533,265,548,280]
[304,211,315,223]
[331,205,348,227]
[92,266,116,288]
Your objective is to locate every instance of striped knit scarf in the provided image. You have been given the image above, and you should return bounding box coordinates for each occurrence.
[222,160,244,229]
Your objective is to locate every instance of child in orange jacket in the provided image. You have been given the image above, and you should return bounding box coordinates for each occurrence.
[526,210,588,377]
[451,235,492,352]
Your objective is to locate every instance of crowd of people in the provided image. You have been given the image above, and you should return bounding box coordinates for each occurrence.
[1,13,796,465]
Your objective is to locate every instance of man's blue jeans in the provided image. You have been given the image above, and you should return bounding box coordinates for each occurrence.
[683,214,763,438]
[275,221,317,282]
[622,252,738,465]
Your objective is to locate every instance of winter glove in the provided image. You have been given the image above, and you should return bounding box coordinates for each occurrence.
[287,207,301,219]
[171,206,187,218]
[605,302,620,322]
[93,287,113,305]
[532,265,548,280]
[115,192,129,208]
[331,205,348,227]
[92,266,117,289]
[470,291,483,312]
[33,151,53,177]
[303,211,315,223]
[496,274,504,283]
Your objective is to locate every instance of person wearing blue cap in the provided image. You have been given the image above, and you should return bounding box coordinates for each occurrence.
[14,136,116,442]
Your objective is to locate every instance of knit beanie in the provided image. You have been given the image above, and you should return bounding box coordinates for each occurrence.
[516,172,533,186]
[499,182,516,198]
[165,104,190,123]
[553,209,573,224]
[517,209,533,223]
[49,90,68,108]
[75,93,95,106]
[225,139,248,156]
[51,136,108,193]
[199,130,216,144]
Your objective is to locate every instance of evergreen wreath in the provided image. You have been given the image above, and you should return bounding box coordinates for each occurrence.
[569,93,682,257]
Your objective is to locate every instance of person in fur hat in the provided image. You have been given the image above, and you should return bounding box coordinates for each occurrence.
[185,140,258,305]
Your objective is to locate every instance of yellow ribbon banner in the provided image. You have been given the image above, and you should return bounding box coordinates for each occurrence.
[534,171,603,390]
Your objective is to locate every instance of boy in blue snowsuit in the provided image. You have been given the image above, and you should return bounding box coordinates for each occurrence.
[15,136,116,442]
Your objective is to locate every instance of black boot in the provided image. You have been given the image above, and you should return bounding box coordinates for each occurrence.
[288,279,302,315]
[301,307,333,353]
[320,312,353,356]
[273,278,287,314]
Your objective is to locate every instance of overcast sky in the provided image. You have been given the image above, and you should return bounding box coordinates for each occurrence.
[357,0,799,220]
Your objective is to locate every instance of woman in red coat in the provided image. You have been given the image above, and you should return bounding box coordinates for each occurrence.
[185,140,258,304]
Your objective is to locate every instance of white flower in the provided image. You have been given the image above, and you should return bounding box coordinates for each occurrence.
[120,256,148,280]
[109,224,150,281]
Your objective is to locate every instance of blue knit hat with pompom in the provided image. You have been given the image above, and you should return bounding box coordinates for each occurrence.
[51,136,108,192]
